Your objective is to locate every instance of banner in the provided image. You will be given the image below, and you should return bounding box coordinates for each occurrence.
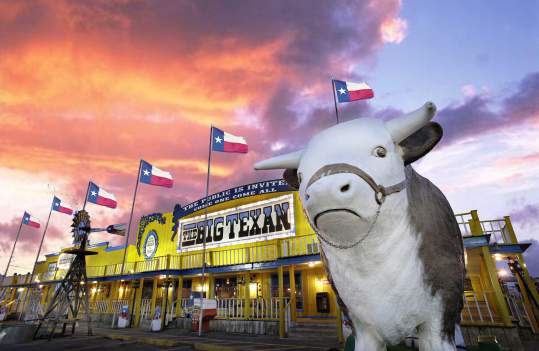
[177,194,294,252]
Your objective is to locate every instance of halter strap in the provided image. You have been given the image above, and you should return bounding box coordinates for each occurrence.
[306,163,406,205]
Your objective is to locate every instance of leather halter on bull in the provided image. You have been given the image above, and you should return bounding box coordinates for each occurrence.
[306,163,407,249]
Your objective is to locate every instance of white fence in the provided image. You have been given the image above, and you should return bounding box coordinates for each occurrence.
[461,292,494,323]
[216,297,289,320]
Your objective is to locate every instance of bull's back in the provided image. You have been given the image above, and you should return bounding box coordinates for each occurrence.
[406,166,465,339]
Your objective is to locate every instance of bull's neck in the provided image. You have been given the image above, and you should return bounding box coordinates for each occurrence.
[321,192,414,263]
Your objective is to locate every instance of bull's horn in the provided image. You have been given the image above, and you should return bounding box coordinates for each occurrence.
[385,102,437,143]
[254,150,303,170]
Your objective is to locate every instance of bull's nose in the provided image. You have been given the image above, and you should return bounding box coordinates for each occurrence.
[304,175,356,206]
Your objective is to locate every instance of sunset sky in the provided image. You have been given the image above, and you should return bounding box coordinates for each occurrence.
[1,1,538,276]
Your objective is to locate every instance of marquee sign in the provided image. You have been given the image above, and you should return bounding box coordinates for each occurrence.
[177,194,295,252]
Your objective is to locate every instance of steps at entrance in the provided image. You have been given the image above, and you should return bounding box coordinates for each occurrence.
[288,322,338,338]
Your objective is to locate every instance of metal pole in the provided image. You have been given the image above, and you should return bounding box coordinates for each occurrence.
[20,202,54,319]
[82,181,91,211]
[198,125,213,336]
[121,160,142,276]
[1,215,24,286]
[331,79,340,124]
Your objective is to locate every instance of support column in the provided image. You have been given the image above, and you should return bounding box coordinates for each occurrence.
[175,276,184,317]
[133,279,144,327]
[505,216,539,307]
[208,274,215,299]
[150,278,159,318]
[109,281,119,313]
[470,210,512,326]
[160,278,169,330]
[278,266,286,338]
[243,272,251,319]
[335,297,344,343]
[289,265,297,323]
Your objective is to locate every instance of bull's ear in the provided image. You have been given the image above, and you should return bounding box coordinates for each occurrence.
[283,169,300,189]
[398,122,443,165]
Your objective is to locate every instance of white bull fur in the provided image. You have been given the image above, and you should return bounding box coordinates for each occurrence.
[255,103,466,350]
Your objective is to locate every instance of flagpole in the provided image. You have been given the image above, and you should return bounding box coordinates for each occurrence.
[1,215,24,287]
[198,125,213,337]
[331,79,340,124]
[82,181,91,211]
[20,201,54,319]
[121,160,142,276]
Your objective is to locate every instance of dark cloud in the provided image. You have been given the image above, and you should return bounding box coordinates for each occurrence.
[523,239,539,277]
[436,72,539,145]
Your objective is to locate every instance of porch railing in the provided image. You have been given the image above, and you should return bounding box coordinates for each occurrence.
[216,297,290,320]
[460,292,496,324]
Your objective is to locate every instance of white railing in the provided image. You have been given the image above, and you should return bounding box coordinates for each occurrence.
[111,299,129,313]
[90,300,109,313]
[461,292,494,323]
[140,298,151,321]
[216,297,290,320]
[506,293,531,327]
[455,213,472,236]
[217,298,244,319]
[166,300,175,324]
[480,219,511,244]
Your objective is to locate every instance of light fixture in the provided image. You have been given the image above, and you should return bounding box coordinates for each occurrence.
[494,254,503,261]
[498,269,508,277]
[308,262,315,268]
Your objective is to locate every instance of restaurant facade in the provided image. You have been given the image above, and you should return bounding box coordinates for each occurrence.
[1,179,539,347]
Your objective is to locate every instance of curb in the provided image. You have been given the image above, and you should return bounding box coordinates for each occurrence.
[193,343,236,351]
[100,332,238,350]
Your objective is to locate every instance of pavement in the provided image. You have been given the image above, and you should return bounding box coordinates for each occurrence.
[1,326,343,351]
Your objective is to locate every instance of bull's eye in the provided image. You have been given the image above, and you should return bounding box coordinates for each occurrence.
[373,146,387,158]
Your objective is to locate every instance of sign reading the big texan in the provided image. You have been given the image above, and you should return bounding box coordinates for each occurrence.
[177,194,295,252]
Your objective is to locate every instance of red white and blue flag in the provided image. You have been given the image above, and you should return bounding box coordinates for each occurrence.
[211,127,248,153]
[52,196,74,215]
[140,160,173,188]
[334,80,374,102]
[87,182,117,209]
[22,212,40,228]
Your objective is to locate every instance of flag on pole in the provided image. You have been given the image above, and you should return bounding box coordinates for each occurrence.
[87,182,117,209]
[22,212,40,228]
[211,127,248,153]
[52,196,74,215]
[334,80,374,102]
[140,160,173,188]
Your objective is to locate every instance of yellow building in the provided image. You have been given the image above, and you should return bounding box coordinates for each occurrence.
[1,179,539,348]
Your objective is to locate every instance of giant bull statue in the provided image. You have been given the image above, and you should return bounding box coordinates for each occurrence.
[255,103,466,350]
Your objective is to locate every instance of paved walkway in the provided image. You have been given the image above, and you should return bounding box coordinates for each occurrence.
[95,327,342,351]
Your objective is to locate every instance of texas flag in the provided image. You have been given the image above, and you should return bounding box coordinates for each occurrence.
[22,212,40,228]
[87,182,117,209]
[140,160,173,188]
[211,127,248,153]
[334,80,374,102]
[52,196,74,215]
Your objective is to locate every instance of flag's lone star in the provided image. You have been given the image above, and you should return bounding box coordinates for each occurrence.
[91,191,97,197]
[215,136,222,143]
[54,202,59,207]
[143,169,150,176]
[25,217,29,220]
[338,87,347,95]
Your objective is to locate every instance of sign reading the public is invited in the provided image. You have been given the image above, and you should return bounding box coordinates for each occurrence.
[177,194,295,252]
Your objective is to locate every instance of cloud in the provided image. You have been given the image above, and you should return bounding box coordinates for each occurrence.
[435,72,539,146]
[523,239,539,277]
[380,17,407,44]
